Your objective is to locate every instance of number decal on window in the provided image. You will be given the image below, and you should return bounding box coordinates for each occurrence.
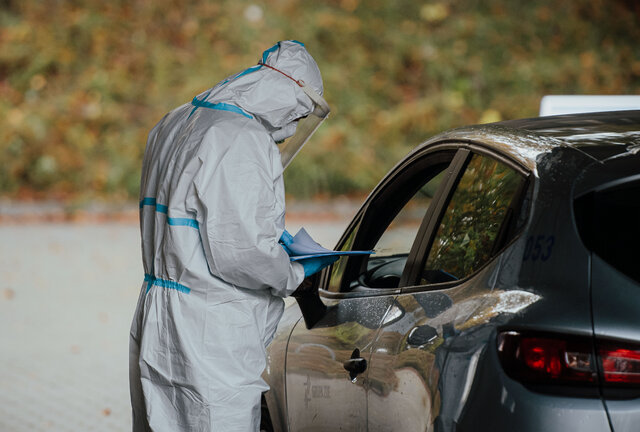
[523,235,555,262]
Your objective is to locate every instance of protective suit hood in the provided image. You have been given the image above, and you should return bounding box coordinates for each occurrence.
[194,40,324,134]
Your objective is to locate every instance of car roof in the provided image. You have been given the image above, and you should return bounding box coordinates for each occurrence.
[422,110,640,171]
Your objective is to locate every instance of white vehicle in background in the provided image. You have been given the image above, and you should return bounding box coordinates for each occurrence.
[540,95,640,116]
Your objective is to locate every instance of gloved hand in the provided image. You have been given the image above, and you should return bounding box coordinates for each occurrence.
[300,255,339,278]
[279,229,294,255]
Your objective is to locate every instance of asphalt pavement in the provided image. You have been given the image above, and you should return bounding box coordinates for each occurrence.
[0,201,356,431]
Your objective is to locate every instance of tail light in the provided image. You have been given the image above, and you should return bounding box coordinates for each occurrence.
[598,344,640,385]
[498,331,640,394]
[497,331,597,385]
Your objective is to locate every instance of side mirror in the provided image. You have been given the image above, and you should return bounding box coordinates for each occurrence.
[292,273,327,329]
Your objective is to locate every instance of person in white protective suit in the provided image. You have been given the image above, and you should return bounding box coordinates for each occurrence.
[129,40,335,431]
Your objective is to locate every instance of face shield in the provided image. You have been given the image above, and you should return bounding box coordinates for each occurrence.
[258,62,331,169]
[278,82,331,169]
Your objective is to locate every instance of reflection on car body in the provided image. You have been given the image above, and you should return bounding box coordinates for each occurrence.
[261,111,640,432]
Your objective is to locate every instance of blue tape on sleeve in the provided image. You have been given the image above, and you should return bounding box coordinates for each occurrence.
[167,217,200,229]
[144,273,191,294]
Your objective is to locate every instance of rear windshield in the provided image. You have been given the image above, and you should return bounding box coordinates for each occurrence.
[574,178,640,283]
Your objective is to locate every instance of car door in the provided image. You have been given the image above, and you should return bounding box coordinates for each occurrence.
[366,149,530,431]
[284,149,457,431]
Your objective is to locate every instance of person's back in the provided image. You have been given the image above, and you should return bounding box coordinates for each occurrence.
[129,41,325,431]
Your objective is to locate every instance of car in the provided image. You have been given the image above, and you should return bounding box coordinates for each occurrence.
[260,110,640,432]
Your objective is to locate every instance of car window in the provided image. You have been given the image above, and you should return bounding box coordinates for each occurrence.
[421,153,525,284]
[328,221,359,291]
[574,177,640,283]
[373,171,445,258]
[328,157,451,292]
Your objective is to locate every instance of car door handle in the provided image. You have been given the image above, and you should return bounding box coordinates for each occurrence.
[343,348,367,382]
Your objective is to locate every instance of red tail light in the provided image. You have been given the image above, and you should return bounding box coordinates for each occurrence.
[498,331,640,392]
[497,331,596,385]
[599,345,640,384]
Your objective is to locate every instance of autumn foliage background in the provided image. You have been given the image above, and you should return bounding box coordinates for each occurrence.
[1,0,639,204]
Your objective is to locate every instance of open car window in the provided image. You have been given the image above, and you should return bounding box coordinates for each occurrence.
[327,151,454,293]
[374,171,446,258]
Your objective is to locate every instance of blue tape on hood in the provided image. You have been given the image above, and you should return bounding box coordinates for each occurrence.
[189,99,253,119]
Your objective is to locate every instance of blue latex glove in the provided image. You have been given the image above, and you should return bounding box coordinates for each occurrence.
[300,255,339,278]
[279,229,294,255]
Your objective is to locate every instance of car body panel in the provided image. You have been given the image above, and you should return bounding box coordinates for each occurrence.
[591,256,640,347]
[285,295,395,431]
[601,399,640,432]
[368,259,506,431]
[457,334,611,431]
[504,146,595,334]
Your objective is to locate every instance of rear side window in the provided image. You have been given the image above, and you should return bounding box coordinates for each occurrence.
[422,153,526,284]
[574,178,640,283]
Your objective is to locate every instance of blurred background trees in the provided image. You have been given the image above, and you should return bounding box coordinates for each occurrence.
[1,0,638,202]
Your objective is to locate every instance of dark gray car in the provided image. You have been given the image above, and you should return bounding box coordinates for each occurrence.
[262,110,640,432]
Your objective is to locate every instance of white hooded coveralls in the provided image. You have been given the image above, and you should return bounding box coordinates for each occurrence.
[129,41,323,431]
